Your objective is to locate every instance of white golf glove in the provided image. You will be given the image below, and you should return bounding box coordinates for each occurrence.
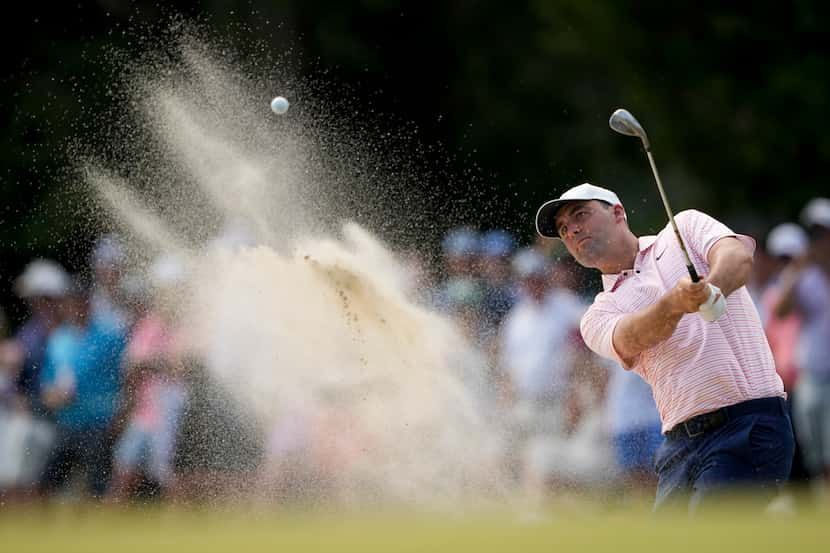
[698,283,726,322]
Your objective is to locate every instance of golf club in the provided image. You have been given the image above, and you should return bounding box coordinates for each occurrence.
[609,108,700,283]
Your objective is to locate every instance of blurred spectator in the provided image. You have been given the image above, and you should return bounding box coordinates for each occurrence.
[90,234,133,329]
[107,255,189,502]
[434,227,483,314]
[260,401,316,502]
[605,366,662,498]
[0,307,30,496]
[478,230,518,333]
[497,248,589,493]
[260,384,376,505]
[761,222,811,486]
[1,260,71,497]
[39,276,129,499]
[443,280,497,415]
[772,198,830,492]
[12,260,71,413]
[747,243,778,316]
[761,223,809,391]
[444,277,485,333]
[527,354,616,497]
[166,252,264,502]
[498,248,584,412]
[442,226,480,277]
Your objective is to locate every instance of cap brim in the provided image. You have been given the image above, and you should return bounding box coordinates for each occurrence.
[535,199,572,239]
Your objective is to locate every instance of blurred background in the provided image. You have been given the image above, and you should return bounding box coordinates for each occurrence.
[1,0,829,535]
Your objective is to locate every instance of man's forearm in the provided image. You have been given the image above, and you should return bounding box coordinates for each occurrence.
[612,294,684,363]
[706,238,753,297]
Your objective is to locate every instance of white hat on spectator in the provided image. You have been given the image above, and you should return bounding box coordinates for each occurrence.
[91,234,126,268]
[766,223,808,258]
[149,254,187,289]
[14,259,71,298]
[512,247,549,279]
[800,197,830,229]
[442,227,480,257]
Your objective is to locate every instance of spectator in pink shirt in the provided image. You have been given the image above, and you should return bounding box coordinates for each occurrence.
[535,183,793,512]
[761,223,811,486]
[772,198,830,493]
[107,256,189,502]
[761,223,809,392]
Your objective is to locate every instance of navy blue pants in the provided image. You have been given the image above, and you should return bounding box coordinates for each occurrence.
[41,426,113,498]
[654,397,794,512]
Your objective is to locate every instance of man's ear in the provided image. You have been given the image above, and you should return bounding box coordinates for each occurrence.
[613,204,627,222]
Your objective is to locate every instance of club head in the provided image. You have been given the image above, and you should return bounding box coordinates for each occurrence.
[609,108,650,149]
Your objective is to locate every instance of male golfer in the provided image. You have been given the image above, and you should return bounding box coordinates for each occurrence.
[535,183,794,510]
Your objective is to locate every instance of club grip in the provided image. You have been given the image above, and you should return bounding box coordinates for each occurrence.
[687,264,700,283]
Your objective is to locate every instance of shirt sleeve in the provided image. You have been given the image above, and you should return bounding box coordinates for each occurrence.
[676,209,756,263]
[580,294,638,369]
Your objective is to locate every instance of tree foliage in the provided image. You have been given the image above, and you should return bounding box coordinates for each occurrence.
[1,1,827,269]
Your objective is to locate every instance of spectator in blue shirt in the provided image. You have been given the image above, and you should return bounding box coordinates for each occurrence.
[39,276,128,498]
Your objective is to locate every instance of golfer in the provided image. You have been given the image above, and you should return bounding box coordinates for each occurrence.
[535,183,794,510]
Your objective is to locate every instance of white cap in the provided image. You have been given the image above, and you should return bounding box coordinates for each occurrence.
[766,223,808,258]
[800,197,830,229]
[91,234,125,268]
[535,182,624,238]
[14,259,72,298]
[149,254,187,289]
[511,247,548,278]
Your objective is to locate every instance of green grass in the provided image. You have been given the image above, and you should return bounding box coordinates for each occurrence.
[2,502,827,553]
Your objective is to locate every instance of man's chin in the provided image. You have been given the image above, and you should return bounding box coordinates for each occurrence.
[574,252,601,270]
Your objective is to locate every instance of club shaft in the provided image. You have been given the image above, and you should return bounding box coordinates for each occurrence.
[644,148,700,282]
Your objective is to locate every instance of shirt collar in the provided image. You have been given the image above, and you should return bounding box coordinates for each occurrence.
[600,235,658,291]
[638,235,658,252]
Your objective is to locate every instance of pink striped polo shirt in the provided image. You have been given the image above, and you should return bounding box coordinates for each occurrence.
[580,209,785,433]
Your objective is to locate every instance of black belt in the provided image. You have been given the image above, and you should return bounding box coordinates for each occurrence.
[665,397,786,440]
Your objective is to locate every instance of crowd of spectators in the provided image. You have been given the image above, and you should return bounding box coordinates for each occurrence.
[424,227,659,503]
[0,195,828,507]
[747,197,830,499]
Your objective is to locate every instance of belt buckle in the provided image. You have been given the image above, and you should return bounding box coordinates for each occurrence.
[683,420,704,438]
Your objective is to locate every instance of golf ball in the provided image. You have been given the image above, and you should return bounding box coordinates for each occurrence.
[270,96,289,114]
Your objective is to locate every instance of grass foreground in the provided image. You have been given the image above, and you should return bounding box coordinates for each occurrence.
[2,499,827,553]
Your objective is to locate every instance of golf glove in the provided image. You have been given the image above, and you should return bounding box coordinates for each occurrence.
[698,283,726,322]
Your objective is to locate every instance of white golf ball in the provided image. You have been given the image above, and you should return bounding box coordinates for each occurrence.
[270,96,289,115]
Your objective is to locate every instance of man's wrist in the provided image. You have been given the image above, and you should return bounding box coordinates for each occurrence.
[660,290,686,319]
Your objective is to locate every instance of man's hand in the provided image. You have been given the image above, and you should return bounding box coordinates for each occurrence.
[668,278,726,322]
[610,276,726,363]
[668,277,712,315]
